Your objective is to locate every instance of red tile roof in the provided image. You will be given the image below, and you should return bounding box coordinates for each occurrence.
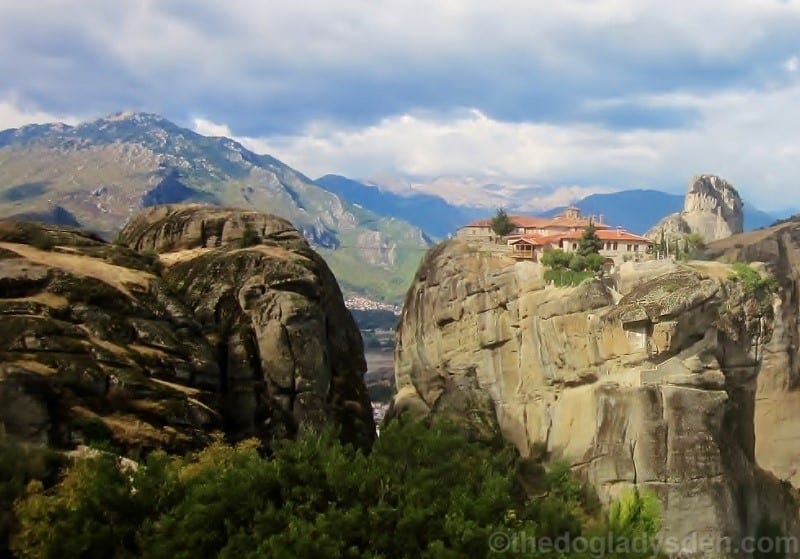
[543,217,611,229]
[507,228,652,246]
[464,215,551,228]
[596,229,652,242]
[464,214,609,230]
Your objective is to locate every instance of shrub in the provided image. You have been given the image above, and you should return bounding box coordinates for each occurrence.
[544,268,594,287]
[72,416,115,449]
[11,420,643,559]
[585,252,605,272]
[0,441,65,558]
[29,231,55,251]
[606,488,662,559]
[541,248,571,269]
[729,262,779,300]
[240,224,261,248]
[568,254,587,272]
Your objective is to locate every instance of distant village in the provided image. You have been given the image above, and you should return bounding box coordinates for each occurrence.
[457,206,653,263]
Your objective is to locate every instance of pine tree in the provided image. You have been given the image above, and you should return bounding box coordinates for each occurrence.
[490,208,515,237]
[578,223,602,257]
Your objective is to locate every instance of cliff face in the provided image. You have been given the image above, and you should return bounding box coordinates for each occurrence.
[394,229,800,549]
[647,175,744,244]
[0,206,375,455]
[705,219,800,487]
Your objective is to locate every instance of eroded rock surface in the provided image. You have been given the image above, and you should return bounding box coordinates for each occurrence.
[393,229,800,551]
[647,175,744,244]
[0,207,375,455]
[706,219,800,488]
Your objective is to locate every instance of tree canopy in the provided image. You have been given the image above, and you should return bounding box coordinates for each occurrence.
[490,208,516,236]
[577,223,602,257]
[8,420,662,559]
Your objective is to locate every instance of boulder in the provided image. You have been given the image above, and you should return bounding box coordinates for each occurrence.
[0,208,375,455]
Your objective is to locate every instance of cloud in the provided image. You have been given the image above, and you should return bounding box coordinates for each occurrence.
[3,0,800,135]
[0,100,78,130]
[202,79,800,212]
[4,1,800,211]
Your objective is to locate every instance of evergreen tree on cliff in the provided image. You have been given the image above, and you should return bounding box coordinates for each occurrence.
[578,222,602,257]
[490,208,515,237]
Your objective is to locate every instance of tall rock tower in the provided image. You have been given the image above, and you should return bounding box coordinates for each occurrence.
[646,174,744,244]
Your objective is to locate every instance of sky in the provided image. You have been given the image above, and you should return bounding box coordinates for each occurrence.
[2,0,800,211]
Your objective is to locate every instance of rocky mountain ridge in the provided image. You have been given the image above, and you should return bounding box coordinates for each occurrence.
[646,175,744,243]
[321,174,780,239]
[0,112,430,302]
[0,206,375,455]
[391,216,800,550]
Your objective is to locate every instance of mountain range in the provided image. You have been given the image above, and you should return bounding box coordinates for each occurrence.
[315,175,487,238]
[320,178,786,236]
[0,112,430,302]
[0,112,789,304]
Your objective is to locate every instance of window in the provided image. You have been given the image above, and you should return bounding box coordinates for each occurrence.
[634,244,639,252]
[572,243,578,250]
[613,242,618,250]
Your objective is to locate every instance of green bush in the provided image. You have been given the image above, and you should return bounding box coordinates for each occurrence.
[585,253,606,272]
[11,420,649,559]
[541,248,572,269]
[606,489,662,559]
[72,416,114,449]
[728,262,779,301]
[0,441,65,558]
[544,268,594,287]
[240,224,261,248]
[28,231,55,251]
[568,254,587,272]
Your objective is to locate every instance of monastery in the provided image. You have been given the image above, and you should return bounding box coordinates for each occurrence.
[457,206,653,262]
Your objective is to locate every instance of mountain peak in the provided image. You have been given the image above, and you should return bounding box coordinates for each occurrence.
[85,111,177,132]
[97,111,167,124]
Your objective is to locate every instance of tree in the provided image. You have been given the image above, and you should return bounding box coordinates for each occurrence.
[240,224,261,247]
[0,441,65,558]
[606,488,662,559]
[568,254,587,272]
[490,208,515,237]
[541,248,571,269]
[585,252,606,273]
[684,232,705,257]
[12,421,604,559]
[12,422,661,559]
[658,229,667,257]
[578,223,602,257]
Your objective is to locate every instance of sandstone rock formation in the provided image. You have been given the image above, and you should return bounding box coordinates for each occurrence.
[0,206,375,455]
[647,175,744,244]
[393,230,800,551]
[705,218,800,488]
